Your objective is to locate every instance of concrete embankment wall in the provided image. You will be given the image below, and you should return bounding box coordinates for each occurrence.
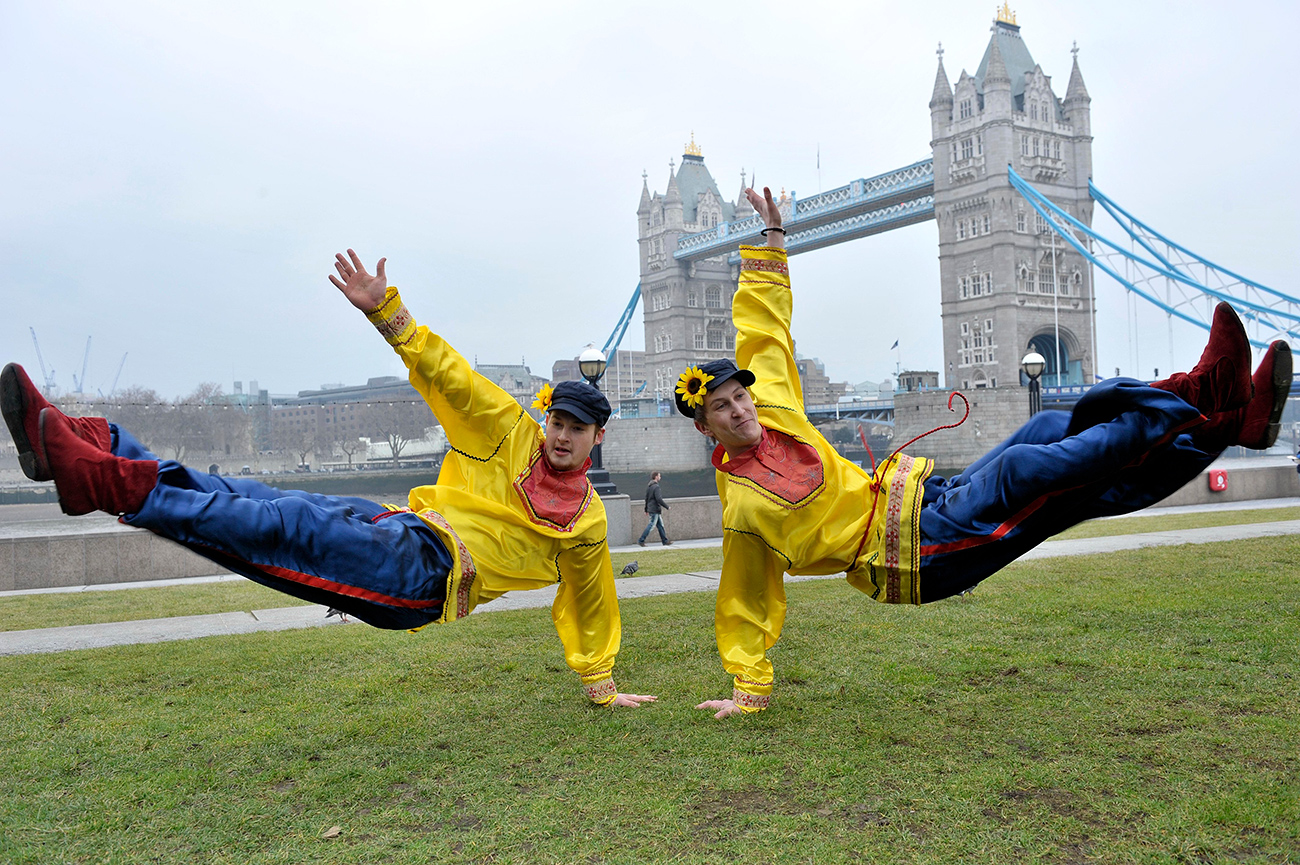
[3,464,1296,593]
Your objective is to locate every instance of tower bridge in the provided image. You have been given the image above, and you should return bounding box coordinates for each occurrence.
[611,7,1298,428]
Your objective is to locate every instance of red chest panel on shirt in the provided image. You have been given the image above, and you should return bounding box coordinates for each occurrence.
[720,429,825,507]
[514,450,594,532]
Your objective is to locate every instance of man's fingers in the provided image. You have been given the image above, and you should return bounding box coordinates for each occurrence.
[329,275,345,290]
[334,260,351,279]
[714,706,734,720]
[347,248,365,273]
[695,700,725,710]
[627,694,657,702]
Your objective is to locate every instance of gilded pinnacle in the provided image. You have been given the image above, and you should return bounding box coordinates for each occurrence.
[684,131,703,158]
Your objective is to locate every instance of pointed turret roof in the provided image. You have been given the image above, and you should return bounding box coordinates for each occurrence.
[674,140,736,223]
[637,171,651,214]
[930,47,953,107]
[735,170,754,217]
[975,19,1038,101]
[984,33,1010,87]
[664,162,681,205]
[1065,53,1090,102]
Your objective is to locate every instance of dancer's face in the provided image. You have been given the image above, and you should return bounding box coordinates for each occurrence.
[694,379,762,452]
[544,409,604,472]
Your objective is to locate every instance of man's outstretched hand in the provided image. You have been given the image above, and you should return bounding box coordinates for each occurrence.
[695,698,746,720]
[608,693,658,709]
[743,186,785,249]
[329,249,389,311]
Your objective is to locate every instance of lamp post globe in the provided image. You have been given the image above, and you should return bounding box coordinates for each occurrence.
[1021,351,1046,380]
[575,346,617,496]
[578,347,608,386]
[1021,351,1046,417]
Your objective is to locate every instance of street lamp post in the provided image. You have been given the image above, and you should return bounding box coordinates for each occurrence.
[578,346,618,496]
[1022,351,1046,417]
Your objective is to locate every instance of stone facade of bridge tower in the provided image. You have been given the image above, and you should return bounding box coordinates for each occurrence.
[930,9,1095,389]
[637,138,755,405]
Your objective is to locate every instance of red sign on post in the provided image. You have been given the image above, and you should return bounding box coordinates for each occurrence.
[1208,469,1228,492]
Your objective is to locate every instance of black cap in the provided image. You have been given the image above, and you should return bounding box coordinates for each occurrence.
[674,359,756,418]
[549,380,612,426]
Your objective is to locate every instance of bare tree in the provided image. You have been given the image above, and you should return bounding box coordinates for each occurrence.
[152,383,230,464]
[316,418,368,469]
[372,398,435,469]
[335,434,368,468]
[103,386,165,454]
[274,420,317,470]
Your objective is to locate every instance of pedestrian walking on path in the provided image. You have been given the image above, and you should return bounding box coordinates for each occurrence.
[638,471,672,546]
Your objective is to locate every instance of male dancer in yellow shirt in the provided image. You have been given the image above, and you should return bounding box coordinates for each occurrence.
[686,187,1290,718]
[3,251,655,710]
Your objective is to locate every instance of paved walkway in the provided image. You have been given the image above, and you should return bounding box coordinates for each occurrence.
[2,518,1298,657]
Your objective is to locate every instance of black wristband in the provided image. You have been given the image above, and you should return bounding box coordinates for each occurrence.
[760,227,786,236]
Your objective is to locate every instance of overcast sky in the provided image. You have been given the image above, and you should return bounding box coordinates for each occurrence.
[3,0,1297,400]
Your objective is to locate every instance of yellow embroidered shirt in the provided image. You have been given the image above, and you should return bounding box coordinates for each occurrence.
[365,287,621,706]
[714,246,933,712]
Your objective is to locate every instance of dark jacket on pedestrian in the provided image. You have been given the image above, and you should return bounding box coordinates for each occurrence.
[644,481,669,515]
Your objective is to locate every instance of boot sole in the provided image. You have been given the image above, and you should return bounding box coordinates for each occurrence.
[1,364,51,482]
[1260,343,1293,449]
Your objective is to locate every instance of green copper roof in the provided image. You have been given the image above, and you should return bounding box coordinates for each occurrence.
[674,154,736,225]
[974,21,1060,118]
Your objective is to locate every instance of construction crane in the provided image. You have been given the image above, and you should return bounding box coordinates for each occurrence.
[28,327,56,396]
[71,336,92,394]
[99,352,128,399]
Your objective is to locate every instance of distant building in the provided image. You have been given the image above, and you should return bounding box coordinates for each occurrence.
[474,363,550,416]
[795,357,848,407]
[552,349,648,408]
[850,378,896,400]
[898,370,941,392]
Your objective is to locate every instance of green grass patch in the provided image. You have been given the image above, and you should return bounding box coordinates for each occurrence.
[1052,505,1300,541]
[4,507,1298,633]
[1,537,1298,863]
[0,550,726,634]
[610,546,721,579]
[0,581,313,633]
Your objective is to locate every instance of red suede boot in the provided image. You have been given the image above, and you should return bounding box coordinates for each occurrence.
[41,408,157,516]
[2,363,113,482]
[1151,302,1253,415]
[1193,341,1293,452]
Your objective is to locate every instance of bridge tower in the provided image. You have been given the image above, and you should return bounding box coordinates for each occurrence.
[637,136,753,404]
[931,7,1095,389]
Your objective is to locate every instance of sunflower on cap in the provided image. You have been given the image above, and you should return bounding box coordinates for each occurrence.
[676,366,715,409]
[531,382,554,413]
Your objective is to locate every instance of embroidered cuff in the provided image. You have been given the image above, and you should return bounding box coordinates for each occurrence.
[365,287,417,347]
[738,245,790,281]
[580,670,618,706]
[732,675,772,713]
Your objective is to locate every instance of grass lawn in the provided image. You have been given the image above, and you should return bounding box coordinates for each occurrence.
[3,508,1298,633]
[1052,505,1300,541]
[0,548,726,634]
[1,536,1297,864]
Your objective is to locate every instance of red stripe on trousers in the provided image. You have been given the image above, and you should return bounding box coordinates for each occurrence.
[917,414,1204,558]
[186,538,443,610]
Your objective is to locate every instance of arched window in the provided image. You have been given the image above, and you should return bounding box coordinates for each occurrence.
[705,286,722,308]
